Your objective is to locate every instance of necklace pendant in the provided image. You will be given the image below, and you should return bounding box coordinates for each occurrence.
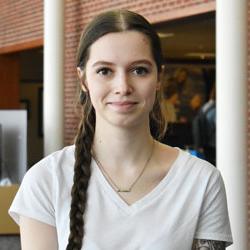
[117,189,131,193]
[93,139,154,194]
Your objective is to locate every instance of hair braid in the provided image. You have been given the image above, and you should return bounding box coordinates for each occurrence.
[66,94,95,250]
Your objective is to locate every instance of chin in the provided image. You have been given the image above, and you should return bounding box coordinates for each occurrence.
[103,112,150,129]
[95,104,152,128]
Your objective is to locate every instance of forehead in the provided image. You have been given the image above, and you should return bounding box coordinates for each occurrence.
[87,31,154,64]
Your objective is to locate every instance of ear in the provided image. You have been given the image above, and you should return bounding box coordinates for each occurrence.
[77,67,88,92]
[77,67,83,79]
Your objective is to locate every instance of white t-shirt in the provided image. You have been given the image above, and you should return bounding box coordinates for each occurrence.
[9,145,233,250]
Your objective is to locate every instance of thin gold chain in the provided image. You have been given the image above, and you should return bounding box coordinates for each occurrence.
[92,140,155,193]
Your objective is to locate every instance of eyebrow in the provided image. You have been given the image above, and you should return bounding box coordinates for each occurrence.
[92,60,153,67]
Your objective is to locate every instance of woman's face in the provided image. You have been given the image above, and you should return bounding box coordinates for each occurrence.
[83,30,160,129]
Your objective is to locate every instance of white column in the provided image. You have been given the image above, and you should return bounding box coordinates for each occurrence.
[217,0,248,249]
[44,0,64,155]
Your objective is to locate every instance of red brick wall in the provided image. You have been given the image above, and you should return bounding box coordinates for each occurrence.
[0,0,43,53]
[64,0,215,144]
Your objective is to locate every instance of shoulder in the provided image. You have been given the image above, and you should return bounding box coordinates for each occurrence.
[156,143,220,188]
[23,145,75,183]
[182,149,217,174]
[202,100,215,113]
[156,143,218,177]
[173,148,222,188]
[179,149,229,213]
[9,145,75,226]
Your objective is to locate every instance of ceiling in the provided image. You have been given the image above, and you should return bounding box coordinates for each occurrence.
[154,12,215,63]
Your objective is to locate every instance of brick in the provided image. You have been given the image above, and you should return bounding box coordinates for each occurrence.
[0,0,43,48]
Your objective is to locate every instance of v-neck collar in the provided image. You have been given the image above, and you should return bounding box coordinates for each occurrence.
[92,148,187,215]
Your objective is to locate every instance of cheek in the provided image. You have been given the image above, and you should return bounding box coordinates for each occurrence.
[139,85,157,110]
[148,91,157,107]
[144,88,156,100]
[142,79,158,100]
[85,74,101,104]
[87,83,108,108]
[88,86,100,104]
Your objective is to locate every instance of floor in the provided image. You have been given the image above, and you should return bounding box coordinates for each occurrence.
[0,235,21,250]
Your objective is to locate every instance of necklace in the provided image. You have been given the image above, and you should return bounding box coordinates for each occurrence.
[92,140,155,193]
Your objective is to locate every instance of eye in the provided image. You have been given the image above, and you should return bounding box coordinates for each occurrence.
[132,66,149,76]
[96,67,112,76]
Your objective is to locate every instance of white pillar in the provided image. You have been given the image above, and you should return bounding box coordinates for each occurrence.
[44,0,64,155]
[217,0,248,249]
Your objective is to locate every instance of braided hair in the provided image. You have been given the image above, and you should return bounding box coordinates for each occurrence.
[66,9,167,250]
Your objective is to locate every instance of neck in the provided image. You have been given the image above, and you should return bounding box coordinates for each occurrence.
[92,121,154,170]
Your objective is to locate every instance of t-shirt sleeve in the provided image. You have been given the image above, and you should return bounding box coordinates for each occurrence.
[194,169,233,247]
[8,159,56,227]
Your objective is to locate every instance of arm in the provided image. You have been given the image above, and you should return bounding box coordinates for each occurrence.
[192,239,225,250]
[20,216,58,250]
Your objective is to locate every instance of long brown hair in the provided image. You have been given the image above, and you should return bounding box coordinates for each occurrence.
[66,9,166,250]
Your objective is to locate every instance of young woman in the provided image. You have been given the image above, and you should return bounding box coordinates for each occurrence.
[9,10,232,250]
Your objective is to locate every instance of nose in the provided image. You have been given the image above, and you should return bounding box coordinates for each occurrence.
[114,72,133,95]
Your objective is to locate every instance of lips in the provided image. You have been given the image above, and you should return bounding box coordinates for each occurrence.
[108,101,137,105]
[107,101,138,112]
